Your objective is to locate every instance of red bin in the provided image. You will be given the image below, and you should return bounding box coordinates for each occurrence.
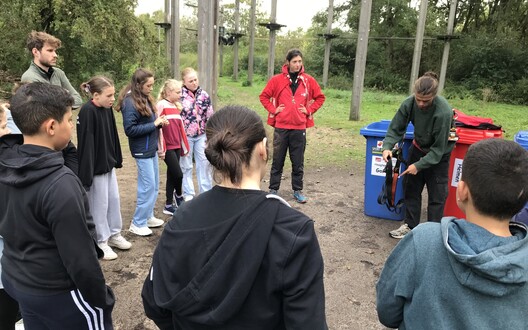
[443,127,503,218]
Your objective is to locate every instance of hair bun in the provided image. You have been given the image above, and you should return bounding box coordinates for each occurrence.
[423,71,439,81]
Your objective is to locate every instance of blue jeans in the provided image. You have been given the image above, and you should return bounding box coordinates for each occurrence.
[180,134,212,198]
[133,157,159,227]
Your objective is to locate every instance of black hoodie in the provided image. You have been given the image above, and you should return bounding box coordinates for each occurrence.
[142,186,327,329]
[0,142,114,309]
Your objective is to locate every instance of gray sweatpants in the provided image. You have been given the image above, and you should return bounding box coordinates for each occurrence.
[87,169,123,243]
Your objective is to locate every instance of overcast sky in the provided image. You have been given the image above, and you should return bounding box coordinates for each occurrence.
[135,0,345,32]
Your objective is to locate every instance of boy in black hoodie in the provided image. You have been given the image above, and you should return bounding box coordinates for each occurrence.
[0,83,114,329]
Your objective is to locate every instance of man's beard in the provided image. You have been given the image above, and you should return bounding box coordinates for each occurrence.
[40,59,55,68]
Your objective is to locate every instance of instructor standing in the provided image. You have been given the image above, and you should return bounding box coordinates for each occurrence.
[21,30,82,175]
[259,49,325,203]
[382,72,455,239]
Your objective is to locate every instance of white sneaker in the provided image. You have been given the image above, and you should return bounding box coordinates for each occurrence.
[98,242,118,260]
[147,216,164,228]
[184,195,194,202]
[129,223,153,236]
[389,223,411,239]
[108,233,132,250]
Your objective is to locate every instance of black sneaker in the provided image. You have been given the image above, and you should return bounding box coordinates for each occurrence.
[163,205,176,215]
[175,196,184,207]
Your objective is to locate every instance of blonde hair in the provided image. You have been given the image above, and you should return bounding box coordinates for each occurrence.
[181,67,197,81]
[158,79,182,101]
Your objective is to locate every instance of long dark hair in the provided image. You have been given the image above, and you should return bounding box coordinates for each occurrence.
[116,68,155,117]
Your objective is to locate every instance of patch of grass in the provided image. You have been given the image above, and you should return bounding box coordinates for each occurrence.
[216,77,528,168]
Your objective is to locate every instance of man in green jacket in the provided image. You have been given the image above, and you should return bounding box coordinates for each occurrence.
[382,71,455,239]
[21,31,82,108]
[20,30,82,174]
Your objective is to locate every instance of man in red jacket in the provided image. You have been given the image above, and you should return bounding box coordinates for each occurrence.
[260,49,325,203]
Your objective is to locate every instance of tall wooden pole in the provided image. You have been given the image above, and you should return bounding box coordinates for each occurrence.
[409,0,428,94]
[349,0,372,121]
[219,9,224,77]
[267,0,278,80]
[165,0,170,60]
[197,0,219,106]
[247,0,256,86]
[438,0,457,94]
[170,0,180,78]
[322,0,334,88]
[233,0,240,81]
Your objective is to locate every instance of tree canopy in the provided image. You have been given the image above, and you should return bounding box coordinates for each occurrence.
[0,0,526,104]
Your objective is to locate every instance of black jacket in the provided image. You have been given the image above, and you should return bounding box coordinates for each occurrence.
[0,143,114,309]
[77,100,123,188]
[142,186,327,329]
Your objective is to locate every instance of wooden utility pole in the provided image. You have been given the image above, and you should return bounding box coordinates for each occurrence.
[409,0,428,94]
[197,0,219,106]
[233,0,241,81]
[219,9,224,77]
[247,0,256,86]
[349,0,372,121]
[322,0,335,88]
[165,0,170,60]
[170,0,180,78]
[267,0,278,80]
[438,0,457,94]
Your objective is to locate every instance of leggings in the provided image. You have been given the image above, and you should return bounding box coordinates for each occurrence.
[0,289,20,330]
[164,148,183,205]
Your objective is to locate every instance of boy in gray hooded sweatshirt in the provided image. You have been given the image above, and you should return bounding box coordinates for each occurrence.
[376,138,528,329]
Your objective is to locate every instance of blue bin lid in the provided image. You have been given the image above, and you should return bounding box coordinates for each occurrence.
[515,131,528,150]
[360,120,414,140]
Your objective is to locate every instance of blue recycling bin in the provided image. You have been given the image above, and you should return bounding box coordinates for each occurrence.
[360,120,414,220]
[513,131,528,225]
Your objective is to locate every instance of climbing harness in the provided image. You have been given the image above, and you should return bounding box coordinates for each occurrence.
[377,143,407,213]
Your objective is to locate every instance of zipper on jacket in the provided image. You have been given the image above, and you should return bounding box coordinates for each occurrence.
[145,135,149,150]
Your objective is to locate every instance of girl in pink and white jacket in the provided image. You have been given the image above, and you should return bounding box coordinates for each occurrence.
[179,68,214,200]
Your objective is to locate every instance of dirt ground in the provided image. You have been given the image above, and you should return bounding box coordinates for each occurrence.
[100,148,401,329]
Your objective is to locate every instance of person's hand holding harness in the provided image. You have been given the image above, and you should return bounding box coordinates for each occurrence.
[382,149,392,162]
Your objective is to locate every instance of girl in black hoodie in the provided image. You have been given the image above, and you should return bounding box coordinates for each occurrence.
[142,105,327,329]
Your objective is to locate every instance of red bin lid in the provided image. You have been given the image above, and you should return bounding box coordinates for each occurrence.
[456,127,503,144]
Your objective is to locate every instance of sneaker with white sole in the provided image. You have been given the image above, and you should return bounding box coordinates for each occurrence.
[98,242,118,260]
[108,233,132,250]
[389,223,411,239]
[293,190,308,203]
[129,223,153,236]
[163,204,176,215]
[147,216,164,228]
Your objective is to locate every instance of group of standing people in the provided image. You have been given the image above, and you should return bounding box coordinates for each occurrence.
[0,30,221,329]
[3,26,525,330]
[0,29,329,329]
